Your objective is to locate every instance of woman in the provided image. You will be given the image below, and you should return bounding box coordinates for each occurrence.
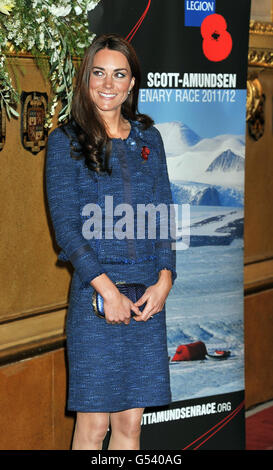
[46,34,176,450]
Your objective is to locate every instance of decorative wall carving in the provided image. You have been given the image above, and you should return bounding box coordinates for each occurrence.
[248,19,273,138]
[21,91,48,154]
[248,20,273,68]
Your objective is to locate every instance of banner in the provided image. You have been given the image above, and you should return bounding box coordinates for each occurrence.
[89,0,251,450]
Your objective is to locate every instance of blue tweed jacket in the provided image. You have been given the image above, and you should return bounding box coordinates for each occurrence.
[46,119,177,288]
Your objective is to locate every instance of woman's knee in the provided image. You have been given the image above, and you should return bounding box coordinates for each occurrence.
[110,408,144,439]
[75,412,109,443]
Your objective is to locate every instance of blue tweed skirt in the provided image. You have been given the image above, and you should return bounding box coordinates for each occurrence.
[66,260,172,412]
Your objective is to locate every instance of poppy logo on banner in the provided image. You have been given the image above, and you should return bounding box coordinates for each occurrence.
[201,14,233,62]
[184,0,216,27]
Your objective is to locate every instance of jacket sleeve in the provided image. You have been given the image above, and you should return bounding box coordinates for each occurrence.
[45,127,106,287]
[153,127,177,285]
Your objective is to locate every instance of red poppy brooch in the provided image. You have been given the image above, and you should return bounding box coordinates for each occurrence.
[141,146,150,161]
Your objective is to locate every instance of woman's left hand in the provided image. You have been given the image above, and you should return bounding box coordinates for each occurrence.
[133,275,173,322]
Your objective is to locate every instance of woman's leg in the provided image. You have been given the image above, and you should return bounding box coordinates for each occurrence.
[72,412,110,450]
[108,407,145,450]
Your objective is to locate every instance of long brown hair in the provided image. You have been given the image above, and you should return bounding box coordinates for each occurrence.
[70,33,153,175]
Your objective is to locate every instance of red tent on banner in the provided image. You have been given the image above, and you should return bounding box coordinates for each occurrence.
[171,341,208,361]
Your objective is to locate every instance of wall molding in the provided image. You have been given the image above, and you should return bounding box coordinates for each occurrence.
[244,258,273,295]
[0,301,68,326]
[0,308,66,366]
[249,21,273,68]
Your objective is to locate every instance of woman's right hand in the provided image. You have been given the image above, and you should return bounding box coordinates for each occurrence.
[90,273,141,325]
[103,290,141,325]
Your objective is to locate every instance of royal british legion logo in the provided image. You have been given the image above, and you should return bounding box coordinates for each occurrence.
[185,0,216,27]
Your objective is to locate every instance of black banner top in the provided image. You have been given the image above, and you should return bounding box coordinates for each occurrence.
[88,0,251,90]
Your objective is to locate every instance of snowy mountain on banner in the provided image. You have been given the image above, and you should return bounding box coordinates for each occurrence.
[206,149,244,173]
[155,121,245,206]
[155,121,201,156]
[155,121,245,187]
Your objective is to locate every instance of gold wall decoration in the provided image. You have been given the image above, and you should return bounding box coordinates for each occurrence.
[248,47,273,67]
[248,13,273,135]
[21,91,48,154]
[248,18,273,68]
[247,93,265,141]
[246,78,264,121]
[247,77,265,141]
[250,20,273,34]
[0,105,6,152]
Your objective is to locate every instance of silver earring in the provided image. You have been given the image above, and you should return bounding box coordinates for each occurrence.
[128,90,131,95]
